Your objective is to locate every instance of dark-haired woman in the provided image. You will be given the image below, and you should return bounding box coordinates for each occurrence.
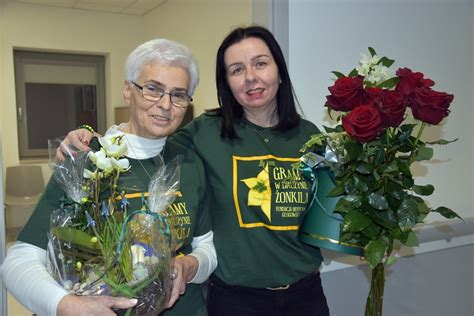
[171,26,329,316]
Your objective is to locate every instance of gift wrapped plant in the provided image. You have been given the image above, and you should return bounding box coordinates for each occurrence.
[46,133,180,315]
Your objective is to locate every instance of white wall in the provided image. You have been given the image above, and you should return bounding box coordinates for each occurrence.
[0,0,146,179]
[0,4,7,314]
[288,0,473,221]
[144,0,252,116]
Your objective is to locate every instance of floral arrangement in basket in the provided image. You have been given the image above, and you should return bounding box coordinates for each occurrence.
[47,133,180,315]
[299,47,461,316]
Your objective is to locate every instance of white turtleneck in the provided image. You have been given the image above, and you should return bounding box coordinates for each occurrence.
[105,124,166,160]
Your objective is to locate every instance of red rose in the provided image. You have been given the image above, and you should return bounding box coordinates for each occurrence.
[342,103,383,143]
[326,76,364,112]
[409,87,454,125]
[395,68,435,96]
[365,88,407,127]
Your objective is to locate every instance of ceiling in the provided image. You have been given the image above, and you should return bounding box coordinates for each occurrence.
[14,0,168,16]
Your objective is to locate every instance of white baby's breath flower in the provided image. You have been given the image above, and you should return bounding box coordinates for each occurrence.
[366,64,391,84]
[99,133,128,158]
[111,157,130,172]
[357,53,380,76]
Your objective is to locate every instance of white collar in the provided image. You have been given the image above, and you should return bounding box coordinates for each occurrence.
[104,124,166,160]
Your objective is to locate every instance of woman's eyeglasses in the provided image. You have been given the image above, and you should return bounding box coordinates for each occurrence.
[131,81,192,108]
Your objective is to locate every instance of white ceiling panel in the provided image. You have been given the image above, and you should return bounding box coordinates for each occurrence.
[14,0,167,15]
[121,7,147,15]
[17,0,76,6]
[74,2,124,13]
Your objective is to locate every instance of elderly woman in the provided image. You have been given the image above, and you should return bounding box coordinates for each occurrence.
[2,39,216,316]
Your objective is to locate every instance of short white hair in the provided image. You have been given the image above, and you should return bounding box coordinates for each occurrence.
[125,39,199,96]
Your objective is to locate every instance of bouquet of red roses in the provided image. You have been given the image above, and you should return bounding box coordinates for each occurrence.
[299,47,460,316]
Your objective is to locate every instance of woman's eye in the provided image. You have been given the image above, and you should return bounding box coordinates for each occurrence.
[231,67,243,75]
[145,85,159,92]
[172,92,187,100]
[256,61,267,68]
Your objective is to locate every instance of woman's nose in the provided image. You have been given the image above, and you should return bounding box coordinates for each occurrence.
[245,68,257,83]
[156,93,173,110]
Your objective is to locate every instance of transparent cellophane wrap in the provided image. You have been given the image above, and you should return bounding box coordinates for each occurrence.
[46,138,181,315]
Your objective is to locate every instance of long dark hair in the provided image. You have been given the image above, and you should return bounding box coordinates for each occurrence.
[214,25,300,139]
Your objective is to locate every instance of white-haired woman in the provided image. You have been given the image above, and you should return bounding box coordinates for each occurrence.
[2,39,216,316]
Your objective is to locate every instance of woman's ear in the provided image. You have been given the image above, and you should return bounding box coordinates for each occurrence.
[123,81,132,105]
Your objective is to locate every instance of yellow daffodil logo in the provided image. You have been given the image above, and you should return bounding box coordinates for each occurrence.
[241,164,272,221]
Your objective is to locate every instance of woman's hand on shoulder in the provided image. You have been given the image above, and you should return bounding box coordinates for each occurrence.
[166,255,199,308]
[56,129,98,161]
[57,294,137,316]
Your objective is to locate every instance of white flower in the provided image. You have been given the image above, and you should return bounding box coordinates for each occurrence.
[366,64,391,84]
[111,157,130,172]
[131,244,146,265]
[99,133,127,158]
[96,156,113,173]
[357,53,380,76]
[83,168,97,179]
[87,150,106,164]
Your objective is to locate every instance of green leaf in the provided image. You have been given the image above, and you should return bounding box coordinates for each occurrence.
[413,196,430,214]
[357,162,375,175]
[348,68,359,77]
[373,170,381,181]
[404,231,419,247]
[426,138,458,145]
[397,160,412,177]
[373,148,385,165]
[332,71,345,79]
[328,183,346,196]
[323,125,338,133]
[344,140,363,161]
[368,47,377,57]
[340,231,357,242]
[386,195,402,212]
[335,198,354,214]
[401,175,414,189]
[387,181,403,200]
[391,227,404,240]
[381,160,398,174]
[342,210,371,232]
[361,223,380,239]
[335,195,362,214]
[386,256,397,266]
[413,184,434,196]
[365,239,386,269]
[398,198,418,232]
[414,146,433,161]
[374,210,398,229]
[353,175,369,192]
[399,124,416,136]
[377,76,399,89]
[299,133,326,152]
[364,81,376,88]
[377,56,395,68]
[368,192,389,210]
[51,227,99,250]
[433,206,462,220]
